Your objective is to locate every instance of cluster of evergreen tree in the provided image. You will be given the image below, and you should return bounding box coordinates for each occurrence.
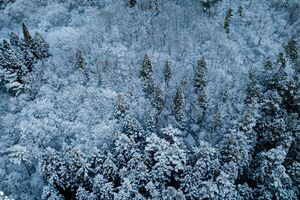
[40,37,300,199]
[41,38,300,200]
[0,23,49,95]
[139,54,208,132]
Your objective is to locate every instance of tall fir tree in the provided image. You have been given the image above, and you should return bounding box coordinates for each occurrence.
[174,87,185,129]
[22,23,33,47]
[32,33,50,59]
[224,8,233,34]
[163,60,171,87]
[194,57,207,122]
[140,54,154,97]
[284,36,298,65]
[154,85,165,114]
[129,0,137,7]
[76,49,86,69]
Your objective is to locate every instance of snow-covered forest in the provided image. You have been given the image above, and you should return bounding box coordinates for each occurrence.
[0,0,299,199]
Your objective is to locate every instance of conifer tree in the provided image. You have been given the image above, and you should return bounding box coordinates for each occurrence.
[129,0,137,7]
[22,23,33,47]
[276,52,286,71]
[209,110,221,133]
[163,60,171,87]
[264,60,273,71]
[10,32,21,47]
[194,57,207,121]
[0,39,27,95]
[194,57,207,93]
[32,33,50,59]
[140,54,154,97]
[238,6,244,18]
[285,36,298,65]
[174,87,185,128]
[76,49,86,69]
[154,85,164,114]
[201,0,220,12]
[224,8,233,34]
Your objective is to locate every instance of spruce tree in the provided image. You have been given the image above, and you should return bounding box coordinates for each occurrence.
[264,60,273,71]
[174,87,185,128]
[285,36,298,65]
[154,85,164,114]
[76,49,86,69]
[194,57,207,122]
[238,6,244,18]
[209,110,221,133]
[140,54,154,97]
[276,52,286,71]
[10,32,21,47]
[194,57,207,93]
[163,60,171,87]
[32,33,50,59]
[129,0,137,7]
[224,8,233,34]
[201,0,220,12]
[22,23,33,47]
[0,39,27,95]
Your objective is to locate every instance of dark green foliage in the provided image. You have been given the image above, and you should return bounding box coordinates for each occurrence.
[224,8,233,34]
[238,5,244,18]
[129,0,137,8]
[32,33,50,59]
[276,52,286,71]
[0,24,50,95]
[163,60,171,87]
[22,23,33,46]
[264,60,273,71]
[154,85,164,114]
[194,57,207,123]
[174,87,185,128]
[201,0,221,11]
[285,36,298,65]
[76,49,86,69]
[194,57,206,93]
[209,110,221,133]
[140,54,154,97]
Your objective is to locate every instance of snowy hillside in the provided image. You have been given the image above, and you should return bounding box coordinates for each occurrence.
[0,0,299,199]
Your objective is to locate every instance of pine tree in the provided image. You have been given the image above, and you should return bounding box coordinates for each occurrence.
[194,57,207,93]
[264,60,273,71]
[163,60,171,87]
[194,57,207,122]
[10,32,21,47]
[201,0,220,12]
[183,141,220,199]
[140,54,154,97]
[76,49,86,69]
[129,0,137,7]
[93,175,114,200]
[238,6,244,18]
[212,111,222,131]
[285,36,298,65]
[32,32,50,59]
[154,85,164,114]
[0,39,27,95]
[224,8,233,34]
[22,23,33,47]
[276,52,286,71]
[174,87,185,128]
[252,147,296,199]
